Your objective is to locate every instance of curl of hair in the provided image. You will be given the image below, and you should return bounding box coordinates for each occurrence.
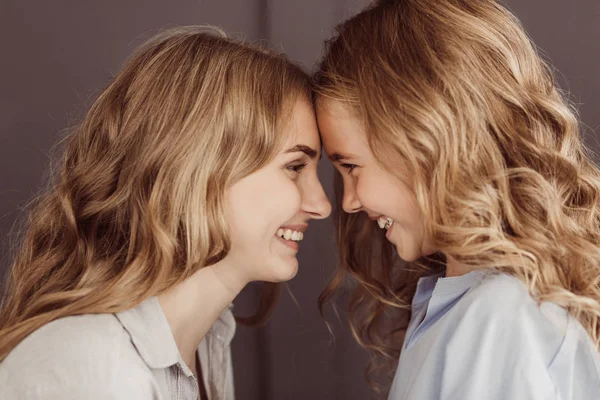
[316,0,600,393]
[0,26,311,361]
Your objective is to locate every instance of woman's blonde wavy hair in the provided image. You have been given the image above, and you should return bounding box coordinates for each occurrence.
[315,0,600,392]
[0,26,312,362]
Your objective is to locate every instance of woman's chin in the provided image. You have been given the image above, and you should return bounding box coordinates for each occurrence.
[262,256,299,283]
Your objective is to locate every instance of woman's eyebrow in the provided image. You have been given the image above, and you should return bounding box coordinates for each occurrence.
[285,144,321,160]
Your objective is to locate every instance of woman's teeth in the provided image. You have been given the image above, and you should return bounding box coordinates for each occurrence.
[377,216,394,230]
[276,228,304,242]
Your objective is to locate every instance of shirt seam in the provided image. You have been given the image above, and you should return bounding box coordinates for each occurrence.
[108,314,127,394]
[545,313,570,369]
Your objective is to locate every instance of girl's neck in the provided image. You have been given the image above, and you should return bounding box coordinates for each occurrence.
[444,254,471,277]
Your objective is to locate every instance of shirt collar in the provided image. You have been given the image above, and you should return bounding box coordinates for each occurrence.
[115,296,235,370]
[413,269,489,305]
[412,271,445,305]
[115,296,181,369]
[431,269,488,297]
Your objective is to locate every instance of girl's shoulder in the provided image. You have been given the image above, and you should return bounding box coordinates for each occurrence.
[461,271,569,337]
[451,271,600,395]
[466,271,565,317]
[455,271,598,367]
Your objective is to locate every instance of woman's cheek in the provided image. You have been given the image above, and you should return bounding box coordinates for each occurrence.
[267,175,302,219]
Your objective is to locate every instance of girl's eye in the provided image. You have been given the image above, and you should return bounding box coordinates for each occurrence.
[340,163,357,173]
[287,162,307,174]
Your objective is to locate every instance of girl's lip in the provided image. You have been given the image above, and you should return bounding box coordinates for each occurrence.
[385,222,394,239]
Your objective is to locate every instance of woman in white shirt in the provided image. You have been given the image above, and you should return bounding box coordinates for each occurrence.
[314,0,600,398]
[0,26,331,399]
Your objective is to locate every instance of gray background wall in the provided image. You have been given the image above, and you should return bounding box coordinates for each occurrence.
[0,1,598,399]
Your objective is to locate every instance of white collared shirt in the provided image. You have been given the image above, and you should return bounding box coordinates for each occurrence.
[0,296,236,400]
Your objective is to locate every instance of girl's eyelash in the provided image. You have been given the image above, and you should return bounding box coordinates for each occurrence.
[287,162,308,173]
[340,163,357,173]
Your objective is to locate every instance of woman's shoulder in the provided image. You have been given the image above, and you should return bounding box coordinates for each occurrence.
[0,313,156,398]
[3,313,131,367]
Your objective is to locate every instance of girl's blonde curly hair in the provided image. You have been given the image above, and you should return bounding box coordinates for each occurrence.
[316,0,600,391]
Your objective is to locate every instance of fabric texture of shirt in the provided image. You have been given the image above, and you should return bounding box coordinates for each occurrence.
[0,296,236,400]
[388,269,600,400]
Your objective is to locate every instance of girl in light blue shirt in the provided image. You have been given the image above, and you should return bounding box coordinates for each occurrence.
[314,0,600,398]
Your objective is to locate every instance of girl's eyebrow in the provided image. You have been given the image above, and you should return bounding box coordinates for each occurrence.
[285,144,321,160]
[328,151,355,162]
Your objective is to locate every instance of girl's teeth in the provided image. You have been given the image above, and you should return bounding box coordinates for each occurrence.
[284,229,292,240]
[385,218,393,229]
[377,216,394,230]
[291,231,299,241]
[277,228,284,237]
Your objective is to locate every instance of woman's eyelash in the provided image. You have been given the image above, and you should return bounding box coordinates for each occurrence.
[340,163,357,172]
[287,162,308,173]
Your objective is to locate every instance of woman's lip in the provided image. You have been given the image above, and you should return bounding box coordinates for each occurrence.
[275,234,299,251]
[279,224,308,233]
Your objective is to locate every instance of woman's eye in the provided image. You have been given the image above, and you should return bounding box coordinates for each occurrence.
[287,162,307,174]
[340,163,357,173]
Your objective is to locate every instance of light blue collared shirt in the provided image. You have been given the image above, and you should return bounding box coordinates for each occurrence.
[389,270,600,399]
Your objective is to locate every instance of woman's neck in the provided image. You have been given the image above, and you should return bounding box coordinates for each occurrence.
[157,261,248,374]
